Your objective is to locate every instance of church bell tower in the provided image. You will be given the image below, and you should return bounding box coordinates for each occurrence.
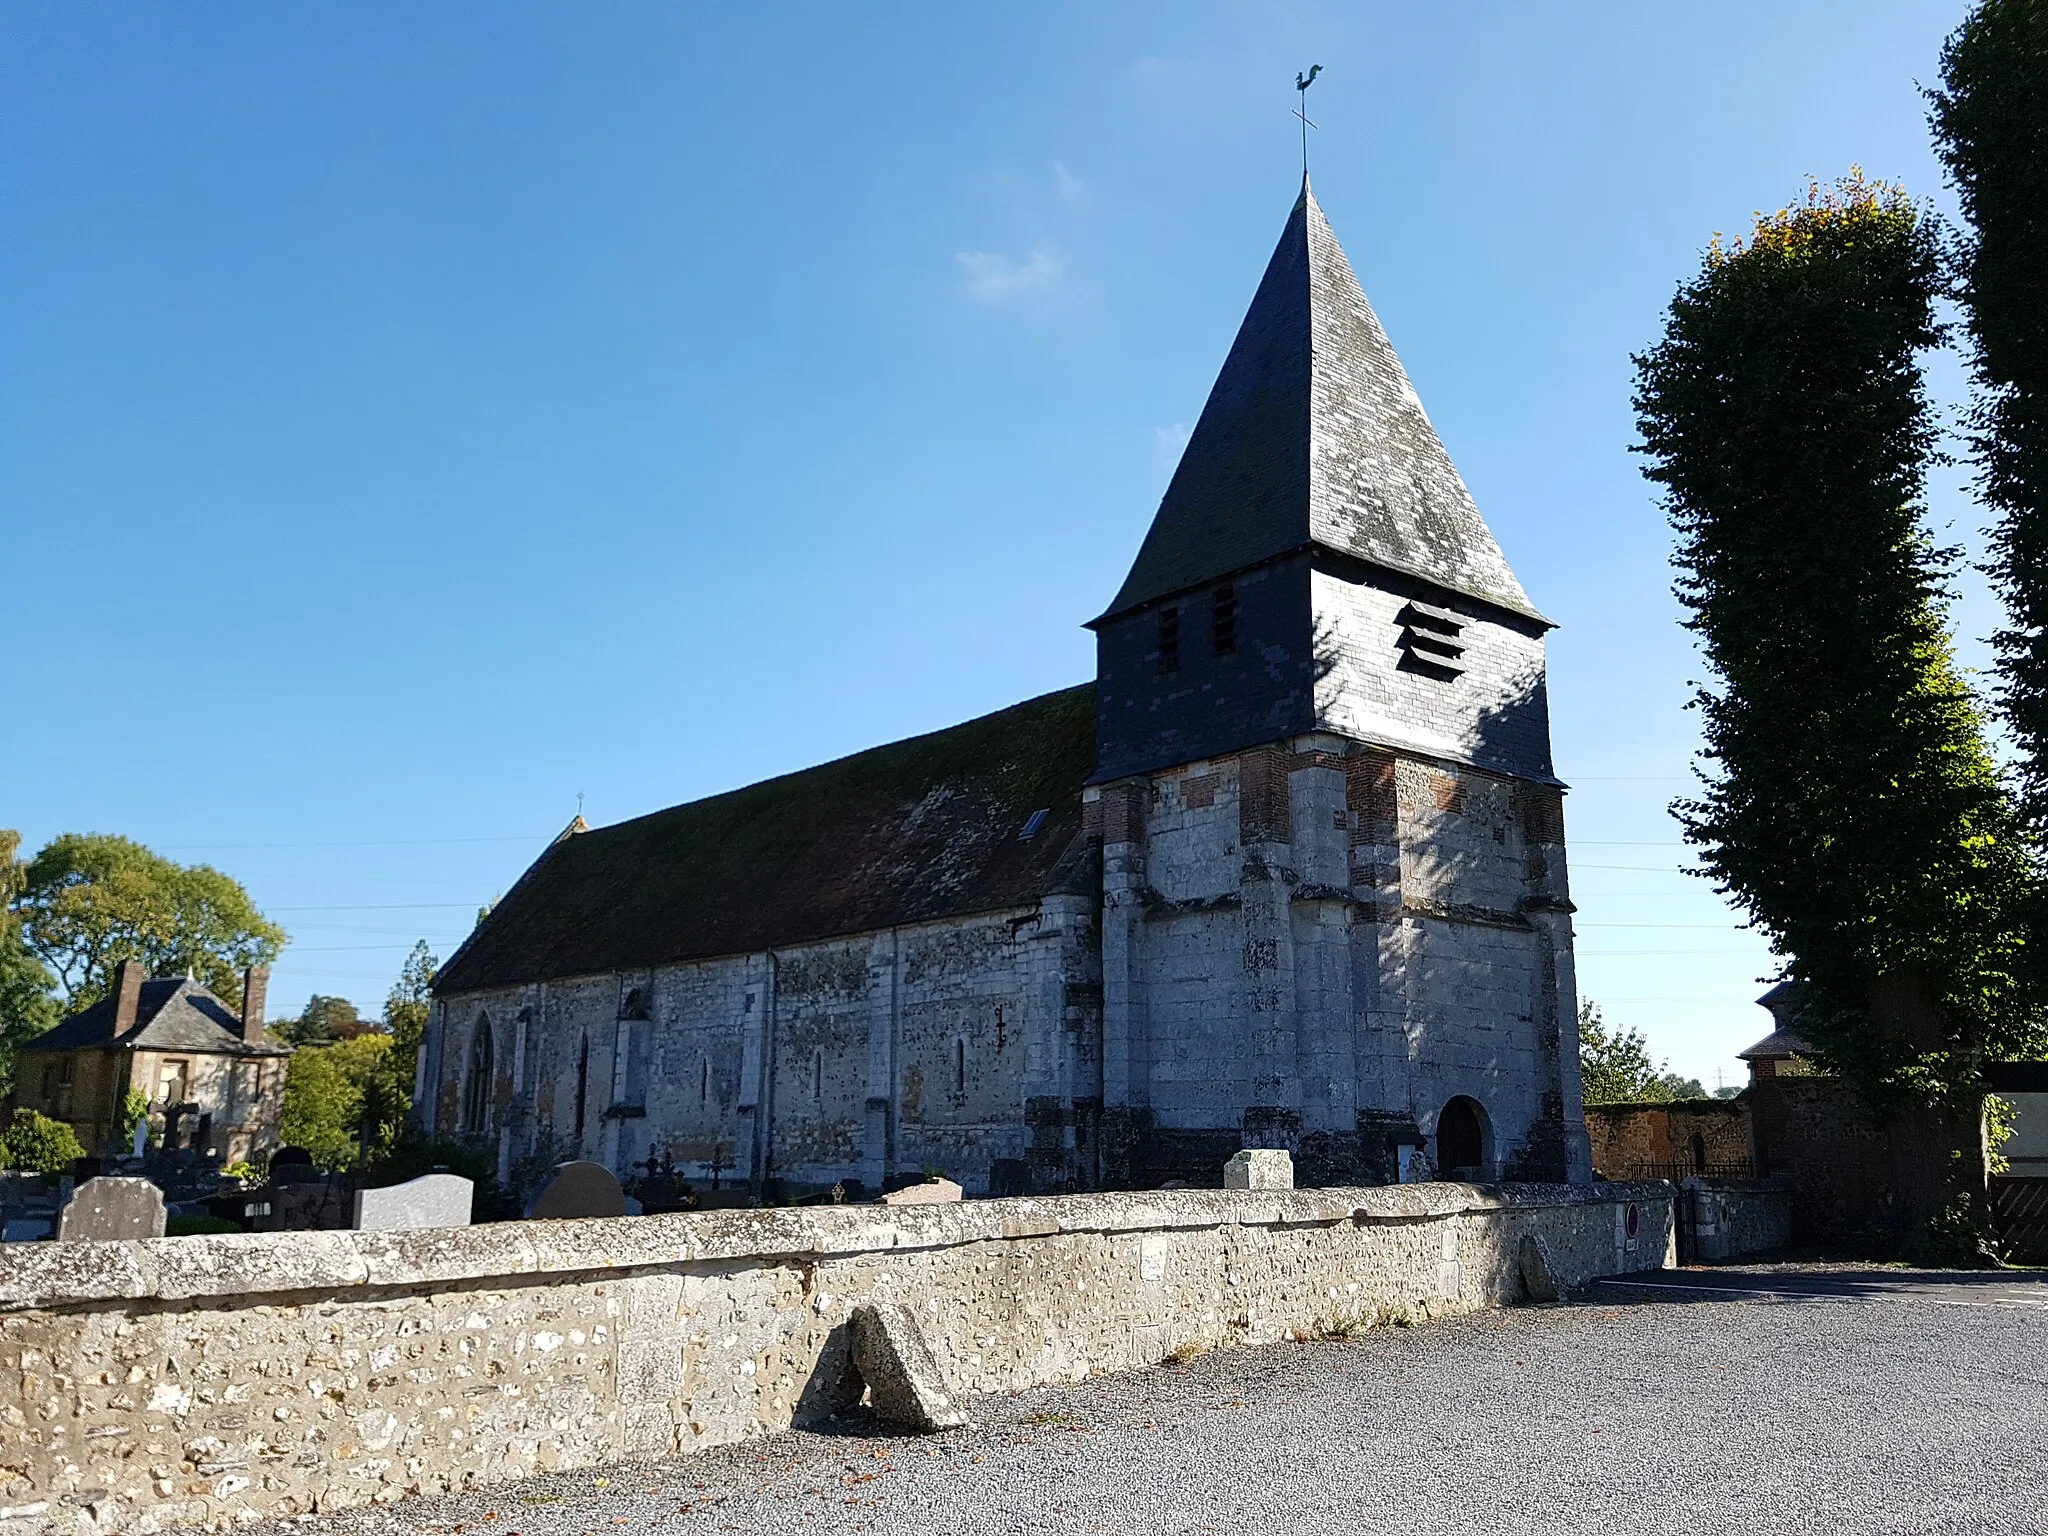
[1085,178,1590,1189]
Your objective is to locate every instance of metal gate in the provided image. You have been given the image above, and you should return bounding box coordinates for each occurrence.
[1992,1178,2048,1266]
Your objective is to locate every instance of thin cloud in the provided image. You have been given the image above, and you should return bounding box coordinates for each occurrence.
[1054,161,1086,204]
[956,249,1063,303]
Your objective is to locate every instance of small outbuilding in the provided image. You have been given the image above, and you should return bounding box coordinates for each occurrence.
[12,961,288,1163]
[1737,981,1816,1080]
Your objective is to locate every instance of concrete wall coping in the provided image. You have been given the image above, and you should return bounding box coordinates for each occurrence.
[0,1180,1670,1314]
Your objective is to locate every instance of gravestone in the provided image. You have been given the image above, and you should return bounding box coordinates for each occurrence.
[525,1160,626,1220]
[352,1173,474,1232]
[55,1177,166,1242]
[878,1178,963,1207]
[1223,1149,1293,1191]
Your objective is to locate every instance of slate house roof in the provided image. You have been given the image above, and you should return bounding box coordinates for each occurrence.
[1741,980,1813,1061]
[434,684,1099,995]
[1097,177,1542,626]
[21,978,289,1058]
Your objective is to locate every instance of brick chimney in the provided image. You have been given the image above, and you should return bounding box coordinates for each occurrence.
[111,959,145,1036]
[241,965,270,1043]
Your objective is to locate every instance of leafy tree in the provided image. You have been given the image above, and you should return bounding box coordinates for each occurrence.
[0,1108,86,1174]
[277,944,440,1168]
[1579,1003,1678,1104]
[117,1088,151,1152]
[15,833,286,1011]
[1658,1074,1710,1101]
[279,994,370,1046]
[1930,3,2048,825]
[0,831,59,1096]
[1634,174,2043,1220]
[365,941,437,1147]
[280,1033,394,1168]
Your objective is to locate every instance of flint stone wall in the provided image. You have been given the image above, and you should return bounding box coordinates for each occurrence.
[0,1181,1672,1534]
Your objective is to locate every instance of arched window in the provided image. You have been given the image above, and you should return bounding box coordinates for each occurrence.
[621,986,651,1020]
[461,1016,495,1136]
[1690,1131,1708,1174]
[700,1057,710,1103]
[955,1037,967,1095]
[574,1033,590,1140]
[1436,1096,1488,1181]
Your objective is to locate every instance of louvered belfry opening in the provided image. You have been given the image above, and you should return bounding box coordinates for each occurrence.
[1395,599,1466,680]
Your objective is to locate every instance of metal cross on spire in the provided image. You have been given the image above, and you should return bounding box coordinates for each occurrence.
[1294,64,1323,177]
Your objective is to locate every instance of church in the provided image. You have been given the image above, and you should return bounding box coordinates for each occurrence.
[421,178,1593,1197]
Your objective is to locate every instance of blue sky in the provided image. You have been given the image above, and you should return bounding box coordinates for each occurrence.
[0,2,1988,1084]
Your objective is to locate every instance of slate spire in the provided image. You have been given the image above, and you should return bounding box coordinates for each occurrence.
[1100,178,1540,623]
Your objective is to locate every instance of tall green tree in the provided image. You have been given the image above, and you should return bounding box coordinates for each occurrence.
[278,943,438,1168]
[365,941,437,1152]
[1930,2,2048,825]
[15,833,286,1011]
[1633,175,2043,1219]
[280,1033,393,1168]
[278,994,368,1046]
[0,832,60,1095]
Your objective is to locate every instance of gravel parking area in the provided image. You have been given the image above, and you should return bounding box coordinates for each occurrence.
[271,1266,2048,1536]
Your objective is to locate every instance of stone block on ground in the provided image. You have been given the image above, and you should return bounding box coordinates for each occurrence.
[1518,1233,1559,1302]
[1224,1149,1294,1191]
[851,1302,969,1431]
[526,1160,626,1220]
[878,1178,963,1207]
[55,1177,166,1242]
[353,1173,474,1232]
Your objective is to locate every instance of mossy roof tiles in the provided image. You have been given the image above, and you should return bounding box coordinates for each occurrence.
[23,978,287,1058]
[434,684,1099,994]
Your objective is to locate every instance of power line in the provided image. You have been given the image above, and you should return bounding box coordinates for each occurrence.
[1578,949,1760,956]
[155,834,542,852]
[268,902,478,912]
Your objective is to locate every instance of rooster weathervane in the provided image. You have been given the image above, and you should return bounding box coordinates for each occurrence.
[1295,64,1323,176]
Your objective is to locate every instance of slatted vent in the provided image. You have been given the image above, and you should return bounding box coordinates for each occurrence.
[1396,599,1466,680]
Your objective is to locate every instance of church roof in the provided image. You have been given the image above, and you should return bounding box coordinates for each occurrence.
[1098,178,1542,625]
[433,684,1100,995]
[22,977,288,1058]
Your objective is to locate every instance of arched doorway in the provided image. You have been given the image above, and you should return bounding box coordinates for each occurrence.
[1436,1096,1489,1180]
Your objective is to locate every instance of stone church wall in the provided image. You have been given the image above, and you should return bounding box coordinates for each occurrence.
[0,1181,1673,1535]
[1098,723,1583,1191]
[427,898,1102,1202]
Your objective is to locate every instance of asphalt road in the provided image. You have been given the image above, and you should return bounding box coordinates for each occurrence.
[273,1265,2048,1536]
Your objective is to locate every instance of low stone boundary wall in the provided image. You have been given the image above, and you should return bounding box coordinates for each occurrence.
[0,1181,1673,1533]
[1680,1180,1794,1263]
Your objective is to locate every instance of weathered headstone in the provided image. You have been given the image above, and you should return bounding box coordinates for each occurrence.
[352,1173,474,1232]
[1224,1148,1293,1191]
[55,1177,166,1242]
[850,1303,969,1431]
[525,1160,626,1220]
[878,1177,963,1207]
